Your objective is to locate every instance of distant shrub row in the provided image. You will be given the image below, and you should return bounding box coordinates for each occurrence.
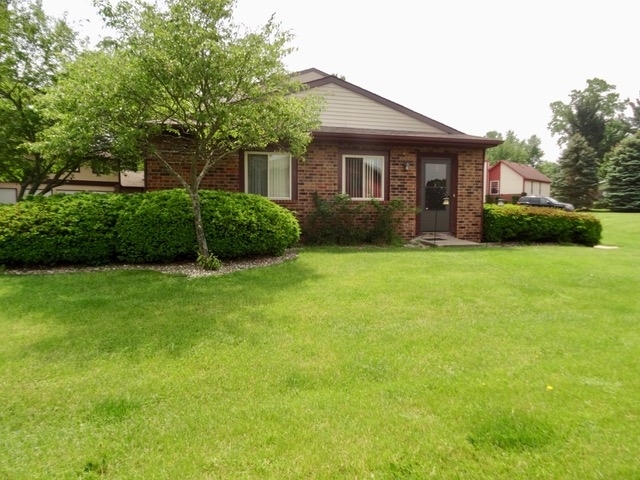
[483,204,602,246]
[0,189,300,266]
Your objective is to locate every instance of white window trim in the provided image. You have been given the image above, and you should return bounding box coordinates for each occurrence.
[244,151,292,201]
[341,154,386,201]
[490,180,499,195]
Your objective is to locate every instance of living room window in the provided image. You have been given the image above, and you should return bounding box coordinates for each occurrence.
[245,152,291,200]
[342,154,386,200]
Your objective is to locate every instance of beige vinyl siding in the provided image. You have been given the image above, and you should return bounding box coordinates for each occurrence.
[71,167,119,182]
[293,70,327,83]
[53,186,116,194]
[498,165,550,196]
[0,183,52,200]
[525,180,551,196]
[500,166,524,194]
[297,83,447,134]
[0,186,17,203]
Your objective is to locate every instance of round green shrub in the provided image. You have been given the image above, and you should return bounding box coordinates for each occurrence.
[199,190,300,257]
[115,189,197,263]
[114,189,300,263]
[0,193,124,266]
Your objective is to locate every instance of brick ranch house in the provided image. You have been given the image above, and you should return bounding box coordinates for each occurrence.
[145,68,502,242]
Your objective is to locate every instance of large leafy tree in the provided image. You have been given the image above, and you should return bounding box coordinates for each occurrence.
[39,0,322,264]
[606,132,640,212]
[0,0,80,199]
[36,49,151,172]
[485,130,544,167]
[548,78,630,164]
[537,160,559,182]
[553,134,599,209]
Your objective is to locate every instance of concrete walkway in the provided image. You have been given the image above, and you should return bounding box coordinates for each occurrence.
[407,232,482,248]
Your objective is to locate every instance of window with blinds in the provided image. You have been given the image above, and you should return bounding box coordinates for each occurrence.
[342,154,385,200]
[245,152,291,200]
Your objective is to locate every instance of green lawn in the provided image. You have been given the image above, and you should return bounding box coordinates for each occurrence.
[1,213,639,479]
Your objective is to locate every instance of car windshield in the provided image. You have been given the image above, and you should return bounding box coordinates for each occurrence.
[546,197,562,204]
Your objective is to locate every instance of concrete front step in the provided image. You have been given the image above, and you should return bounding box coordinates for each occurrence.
[407,233,482,248]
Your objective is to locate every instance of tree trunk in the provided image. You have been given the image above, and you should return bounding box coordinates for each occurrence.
[187,188,210,259]
[17,182,28,201]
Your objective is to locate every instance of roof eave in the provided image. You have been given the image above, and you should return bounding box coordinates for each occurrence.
[312,130,503,148]
[498,160,552,183]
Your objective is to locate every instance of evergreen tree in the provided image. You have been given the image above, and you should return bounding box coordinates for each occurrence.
[554,134,599,209]
[629,97,640,134]
[607,132,640,211]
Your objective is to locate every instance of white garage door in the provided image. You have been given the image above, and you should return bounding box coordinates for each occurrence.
[0,188,17,204]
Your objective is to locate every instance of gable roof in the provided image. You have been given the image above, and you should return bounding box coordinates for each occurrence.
[292,68,502,148]
[294,68,330,84]
[491,160,551,183]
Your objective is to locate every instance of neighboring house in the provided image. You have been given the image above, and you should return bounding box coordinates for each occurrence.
[486,160,551,202]
[145,68,502,242]
[0,167,144,204]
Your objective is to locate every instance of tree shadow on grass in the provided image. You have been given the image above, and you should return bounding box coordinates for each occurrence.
[1,259,320,360]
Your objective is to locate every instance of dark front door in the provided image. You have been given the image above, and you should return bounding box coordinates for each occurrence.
[420,157,451,232]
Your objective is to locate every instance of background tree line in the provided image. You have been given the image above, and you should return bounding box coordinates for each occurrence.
[487,78,639,211]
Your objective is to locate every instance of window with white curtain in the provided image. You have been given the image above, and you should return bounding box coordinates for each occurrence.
[245,152,291,200]
[342,154,385,200]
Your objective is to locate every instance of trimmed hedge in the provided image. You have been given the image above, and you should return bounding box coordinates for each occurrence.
[483,204,602,246]
[115,190,198,263]
[115,189,300,262]
[200,190,300,257]
[0,193,125,266]
[0,189,300,266]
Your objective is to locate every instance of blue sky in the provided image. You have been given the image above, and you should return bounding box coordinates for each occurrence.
[42,0,639,162]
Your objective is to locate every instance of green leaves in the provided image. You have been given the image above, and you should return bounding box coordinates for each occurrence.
[0,189,300,266]
[0,0,81,198]
[43,0,322,179]
[44,0,322,258]
[485,130,545,167]
[482,204,602,246]
[36,49,151,172]
[548,78,631,163]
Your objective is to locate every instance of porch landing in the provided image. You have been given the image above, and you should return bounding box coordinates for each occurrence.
[407,233,482,248]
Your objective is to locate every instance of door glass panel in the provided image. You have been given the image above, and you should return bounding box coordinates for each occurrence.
[425,163,447,211]
[420,158,450,232]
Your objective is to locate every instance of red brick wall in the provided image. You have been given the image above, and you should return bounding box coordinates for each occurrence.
[145,136,486,242]
[145,135,240,191]
[454,149,485,242]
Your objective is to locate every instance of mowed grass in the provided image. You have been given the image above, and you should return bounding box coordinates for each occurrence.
[1,213,639,479]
